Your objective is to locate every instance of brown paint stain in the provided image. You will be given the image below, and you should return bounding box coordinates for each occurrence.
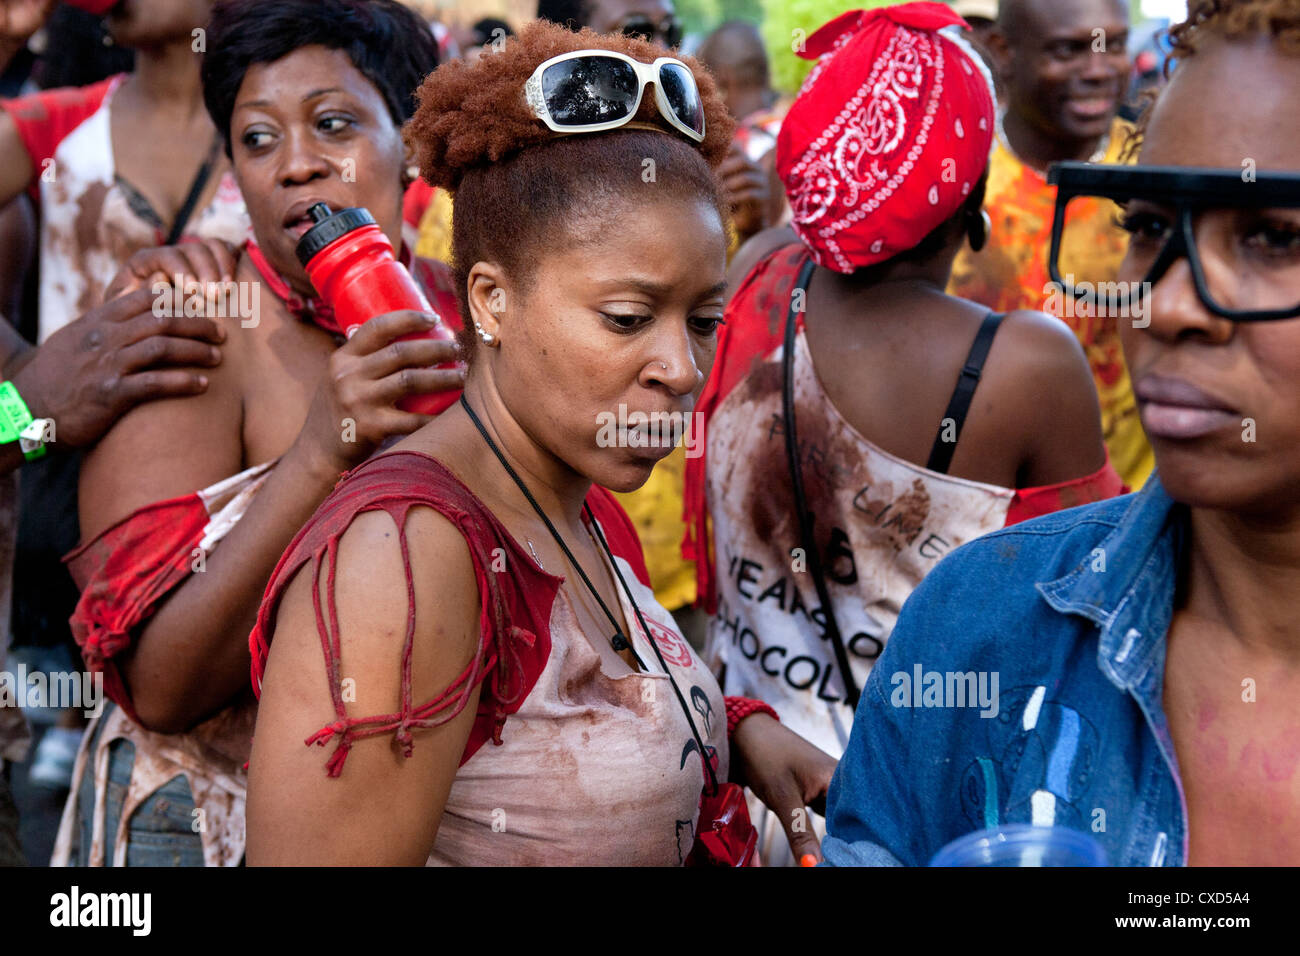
[560,640,653,718]
[894,478,931,526]
[74,179,110,255]
[732,358,782,407]
[884,479,932,551]
[73,180,111,313]
[745,463,786,544]
[734,356,871,559]
[559,649,603,705]
[743,390,791,545]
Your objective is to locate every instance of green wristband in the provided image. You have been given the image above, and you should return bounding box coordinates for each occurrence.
[0,380,50,460]
[0,381,31,445]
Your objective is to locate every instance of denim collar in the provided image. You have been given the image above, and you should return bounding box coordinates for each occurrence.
[1036,475,1185,691]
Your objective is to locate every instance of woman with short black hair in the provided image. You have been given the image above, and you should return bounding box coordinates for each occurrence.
[55,0,459,867]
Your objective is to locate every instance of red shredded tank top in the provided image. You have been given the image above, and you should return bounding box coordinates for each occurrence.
[249,450,650,774]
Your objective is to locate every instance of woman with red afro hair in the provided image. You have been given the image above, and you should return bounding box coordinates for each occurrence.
[246,19,836,866]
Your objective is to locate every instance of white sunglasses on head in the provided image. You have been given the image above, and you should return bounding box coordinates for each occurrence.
[524,49,706,143]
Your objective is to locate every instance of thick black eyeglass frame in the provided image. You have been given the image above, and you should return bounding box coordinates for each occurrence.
[1047,161,1300,321]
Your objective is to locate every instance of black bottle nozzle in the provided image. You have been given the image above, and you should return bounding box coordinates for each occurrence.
[294,204,378,267]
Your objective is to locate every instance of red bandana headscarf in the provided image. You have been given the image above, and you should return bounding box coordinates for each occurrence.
[775,2,996,273]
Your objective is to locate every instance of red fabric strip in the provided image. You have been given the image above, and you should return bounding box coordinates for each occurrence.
[63,490,212,722]
[249,450,650,776]
[1005,451,1127,525]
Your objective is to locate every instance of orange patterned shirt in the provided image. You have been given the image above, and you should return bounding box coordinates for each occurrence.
[948,121,1153,491]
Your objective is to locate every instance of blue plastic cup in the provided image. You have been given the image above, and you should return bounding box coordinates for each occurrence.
[929,824,1108,866]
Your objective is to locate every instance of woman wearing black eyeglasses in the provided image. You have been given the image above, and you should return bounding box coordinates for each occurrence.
[823,0,1300,867]
[246,21,835,866]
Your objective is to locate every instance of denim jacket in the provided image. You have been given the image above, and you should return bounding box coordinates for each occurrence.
[822,475,1191,866]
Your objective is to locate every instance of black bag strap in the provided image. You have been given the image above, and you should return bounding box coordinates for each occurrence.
[163,134,224,246]
[782,257,859,711]
[924,310,1005,475]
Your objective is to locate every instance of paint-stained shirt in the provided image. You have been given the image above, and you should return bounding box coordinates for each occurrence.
[705,329,1016,760]
[693,244,1122,764]
[1,77,249,342]
[250,451,729,866]
[51,462,274,866]
[429,537,729,866]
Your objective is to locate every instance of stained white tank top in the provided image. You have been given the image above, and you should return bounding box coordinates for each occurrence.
[705,330,1014,758]
[429,549,728,866]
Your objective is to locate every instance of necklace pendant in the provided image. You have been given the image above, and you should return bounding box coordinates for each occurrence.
[611,631,630,651]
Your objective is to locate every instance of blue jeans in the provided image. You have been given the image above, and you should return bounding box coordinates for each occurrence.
[72,705,206,867]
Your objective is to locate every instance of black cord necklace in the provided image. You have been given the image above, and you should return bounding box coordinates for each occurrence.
[460,396,640,661]
[459,395,720,795]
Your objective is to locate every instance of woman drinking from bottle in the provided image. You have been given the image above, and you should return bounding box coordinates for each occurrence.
[55,0,459,866]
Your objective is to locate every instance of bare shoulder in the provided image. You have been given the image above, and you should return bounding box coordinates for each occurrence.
[259,505,482,734]
[248,504,484,864]
[77,324,246,541]
[997,308,1090,359]
[727,224,799,297]
[325,505,482,701]
[330,505,479,611]
[984,308,1096,396]
[980,308,1105,482]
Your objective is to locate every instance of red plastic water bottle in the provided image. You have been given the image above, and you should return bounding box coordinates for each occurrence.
[296,202,459,416]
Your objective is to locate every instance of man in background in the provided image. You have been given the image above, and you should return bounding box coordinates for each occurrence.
[948,0,1153,490]
[698,20,788,230]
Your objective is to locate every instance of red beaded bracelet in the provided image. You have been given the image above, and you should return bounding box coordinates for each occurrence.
[725,696,779,739]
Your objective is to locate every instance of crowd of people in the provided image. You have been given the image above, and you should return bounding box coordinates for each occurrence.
[0,0,1295,868]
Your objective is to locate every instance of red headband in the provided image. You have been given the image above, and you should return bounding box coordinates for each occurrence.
[776,2,996,273]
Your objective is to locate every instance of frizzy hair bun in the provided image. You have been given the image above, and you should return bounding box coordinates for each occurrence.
[405,19,734,192]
